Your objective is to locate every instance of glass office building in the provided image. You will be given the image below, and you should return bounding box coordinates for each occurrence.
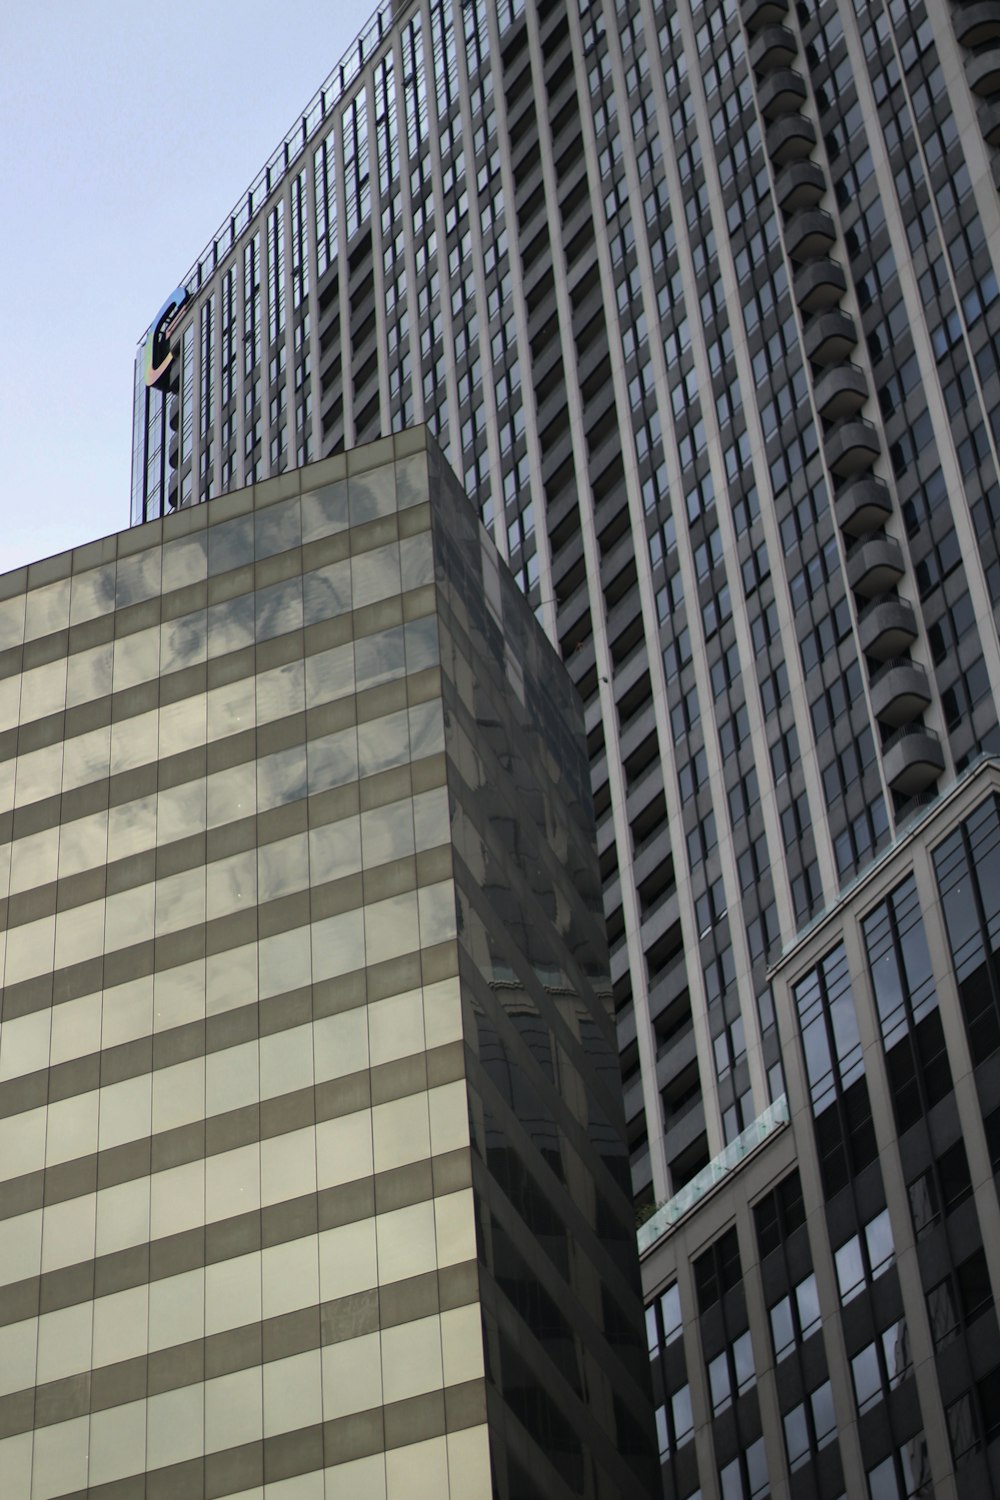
[0,431,657,1500]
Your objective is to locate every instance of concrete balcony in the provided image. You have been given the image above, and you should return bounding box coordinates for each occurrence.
[834,475,892,534]
[758,68,808,118]
[814,362,868,420]
[846,532,905,597]
[785,208,837,262]
[826,418,881,477]
[750,24,798,74]
[967,47,1000,95]
[794,257,847,312]
[775,159,826,212]
[870,657,932,727]
[980,98,1000,143]
[883,725,945,796]
[858,593,919,659]
[804,308,857,365]
[743,0,789,31]
[766,114,817,164]
[956,2,1000,46]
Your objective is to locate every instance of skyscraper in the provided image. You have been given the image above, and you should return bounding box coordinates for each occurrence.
[130,0,1000,1493]
[0,430,658,1499]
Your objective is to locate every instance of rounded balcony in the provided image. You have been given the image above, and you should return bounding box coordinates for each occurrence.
[766,114,817,164]
[858,593,918,660]
[805,308,857,365]
[758,68,808,118]
[742,0,790,32]
[826,419,881,477]
[834,475,892,534]
[785,208,837,262]
[955,3,1000,48]
[775,159,826,212]
[794,257,847,313]
[846,532,905,596]
[750,24,798,74]
[870,658,932,727]
[814,363,868,420]
[980,98,1000,142]
[967,47,1000,95]
[882,725,945,796]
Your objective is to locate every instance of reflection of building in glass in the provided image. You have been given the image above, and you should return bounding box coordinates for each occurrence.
[0,432,658,1500]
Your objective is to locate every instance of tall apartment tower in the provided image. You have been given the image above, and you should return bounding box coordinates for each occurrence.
[0,431,658,1500]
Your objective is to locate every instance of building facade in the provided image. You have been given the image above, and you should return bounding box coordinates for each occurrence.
[0,432,657,1500]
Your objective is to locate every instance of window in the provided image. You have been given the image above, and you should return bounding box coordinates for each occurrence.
[834,1207,894,1302]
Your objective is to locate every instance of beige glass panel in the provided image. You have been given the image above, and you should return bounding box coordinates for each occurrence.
[102,973,154,1049]
[256,658,305,724]
[0,1104,46,1181]
[154,865,206,936]
[313,1005,368,1083]
[0,670,19,730]
[261,1234,319,1319]
[261,1127,316,1207]
[152,1057,205,1134]
[207,761,256,827]
[0,839,11,899]
[0,596,25,650]
[207,941,257,1015]
[110,708,158,776]
[441,1303,485,1387]
[356,709,408,779]
[367,989,424,1068]
[115,547,161,608]
[95,1176,149,1258]
[62,723,111,791]
[151,1159,205,1239]
[157,778,207,844]
[55,898,106,970]
[409,699,445,758]
[310,908,365,985]
[146,1383,204,1471]
[31,1413,89,1500]
[207,675,255,740]
[158,694,207,759]
[154,959,206,1031]
[372,1092,431,1175]
[255,576,303,641]
[321,1331,383,1421]
[207,848,256,920]
[447,1427,493,1499]
[307,817,362,884]
[45,1088,99,1165]
[206,1250,261,1336]
[59,807,109,877]
[428,1080,469,1156]
[258,925,312,1000]
[108,795,155,862]
[162,531,208,593]
[113,627,159,692]
[381,1314,444,1405]
[160,610,208,673]
[302,559,351,625]
[0,1434,31,1498]
[0,1210,41,1287]
[260,1025,314,1101]
[24,577,70,642]
[316,1110,373,1190]
[0,756,14,815]
[322,1453,386,1500]
[14,741,63,806]
[306,726,358,794]
[412,786,449,851]
[375,1199,436,1285]
[99,1072,152,1152]
[364,891,419,967]
[400,531,435,590]
[92,1283,148,1366]
[257,831,308,903]
[66,641,113,707]
[254,494,301,559]
[350,467,396,525]
[206,1038,259,1114]
[354,625,405,690]
[301,480,348,542]
[54,1004,98,1088]
[264,1349,322,1438]
[105,880,155,952]
[205,1367,263,1453]
[351,543,401,609]
[0,1318,36,1397]
[304,640,355,707]
[257,742,308,810]
[88,1398,147,1489]
[207,592,255,655]
[21,656,68,719]
[318,1217,377,1301]
[434,1188,477,1268]
[385,1434,449,1500]
[418,880,457,946]
[206,1141,260,1223]
[148,1266,205,1351]
[35,1302,93,1380]
[0,1009,51,1081]
[41,1194,96,1273]
[70,563,115,625]
[360,798,415,866]
[209,513,253,575]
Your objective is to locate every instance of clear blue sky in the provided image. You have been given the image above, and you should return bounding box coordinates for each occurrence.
[0,3,360,573]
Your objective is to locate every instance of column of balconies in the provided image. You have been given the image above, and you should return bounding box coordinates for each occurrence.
[745,0,944,799]
[952,3,1000,148]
